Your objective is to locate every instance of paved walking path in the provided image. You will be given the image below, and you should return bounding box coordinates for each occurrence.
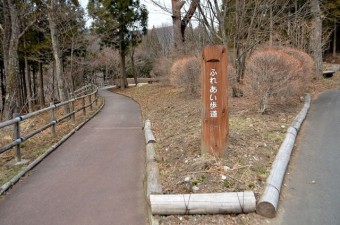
[273,89,340,225]
[0,90,147,225]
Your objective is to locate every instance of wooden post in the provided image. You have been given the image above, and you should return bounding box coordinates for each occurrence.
[13,113,21,162]
[201,45,229,157]
[50,103,56,136]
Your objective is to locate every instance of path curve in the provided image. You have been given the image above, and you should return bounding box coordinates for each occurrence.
[0,90,147,225]
[273,89,340,225]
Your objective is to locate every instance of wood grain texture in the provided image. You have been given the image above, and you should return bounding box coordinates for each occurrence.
[201,45,229,157]
[257,94,311,218]
[150,192,256,215]
[147,161,163,197]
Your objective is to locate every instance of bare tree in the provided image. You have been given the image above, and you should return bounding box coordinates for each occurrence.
[151,0,198,48]
[47,0,70,112]
[0,0,36,119]
[155,25,173,56]
[171,0,199,48]
[310,0,323,77]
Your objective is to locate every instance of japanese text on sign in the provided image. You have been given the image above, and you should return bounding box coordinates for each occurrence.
[209,68,218,118]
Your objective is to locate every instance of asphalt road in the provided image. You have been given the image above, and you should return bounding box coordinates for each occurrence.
[0,90,147,225]
[273,89,340,225]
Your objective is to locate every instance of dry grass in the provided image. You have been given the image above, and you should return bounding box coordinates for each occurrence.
[0,63,337,224]
[114,67,340,224]
[114,83,300,224]
[0,97,104,187]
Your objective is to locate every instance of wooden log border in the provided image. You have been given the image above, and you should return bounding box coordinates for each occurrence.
[144,121,162,196]
[257,94,311,218]
[144,120,162,225]
[143,120,256,219]
[151,192,256,215]
[145,120,156,144]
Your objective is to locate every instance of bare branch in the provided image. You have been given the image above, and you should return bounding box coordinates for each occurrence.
[181,0,199,36]
[18,17,37,39]
[149,0,172,14]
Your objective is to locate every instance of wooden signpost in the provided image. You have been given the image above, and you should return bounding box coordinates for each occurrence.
[201,45,229,157]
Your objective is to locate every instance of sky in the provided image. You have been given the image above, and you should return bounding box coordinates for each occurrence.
[79,0,173,29]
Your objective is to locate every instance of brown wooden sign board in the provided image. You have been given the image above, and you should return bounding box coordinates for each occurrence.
[201,45,229,157]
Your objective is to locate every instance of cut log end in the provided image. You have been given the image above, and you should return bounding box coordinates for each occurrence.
[256,201,276,218]
[147,139,156,144]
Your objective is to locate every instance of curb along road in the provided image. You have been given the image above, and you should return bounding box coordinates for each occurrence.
[257,94,311,218]
[273,89,340,225]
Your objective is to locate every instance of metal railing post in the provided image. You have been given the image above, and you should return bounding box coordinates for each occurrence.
[71,94,76,123]
[50,102,56,136]
[89,94,93,111]
[13,113,21,162]
[95,90,98,106]
[82,96,86,116]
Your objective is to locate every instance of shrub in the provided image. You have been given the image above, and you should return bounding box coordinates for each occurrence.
[152,56,173,82]
[170,57,239,97]
[246,47,309,113]
[276,46,316,80]
[170,56,201,96]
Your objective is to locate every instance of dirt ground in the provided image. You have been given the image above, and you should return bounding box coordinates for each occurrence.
[0,66,339,224]
[115,69,340,225]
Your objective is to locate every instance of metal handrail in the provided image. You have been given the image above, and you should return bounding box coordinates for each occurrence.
[0,85,99,162]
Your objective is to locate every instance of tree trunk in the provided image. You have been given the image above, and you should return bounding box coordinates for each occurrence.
[0,64,5,115]
[2,0,10,97]
[119,50,127,89]
[70,36,75,92]
[119,31,128,89]
[48,0,69,112]
[32,65,37,104]
[130,49,138,86]
[333,21,337,58]
[181,0,199,43]
[171,0,199,49]
[21,63,26,111]
[52,61,56,101]
[310,0,323,77]
[24,40,33,112]
[3,0,22,118]
[38,62,45,108]
[171,0,185,48]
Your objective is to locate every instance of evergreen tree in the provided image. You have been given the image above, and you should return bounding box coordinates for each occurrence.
[88,0,148,89]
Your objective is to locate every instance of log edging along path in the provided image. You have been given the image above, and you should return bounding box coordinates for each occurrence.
[0,97,105,195]
[143,120,256,219]
[257,94,312,218]
[144,94,311,220]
